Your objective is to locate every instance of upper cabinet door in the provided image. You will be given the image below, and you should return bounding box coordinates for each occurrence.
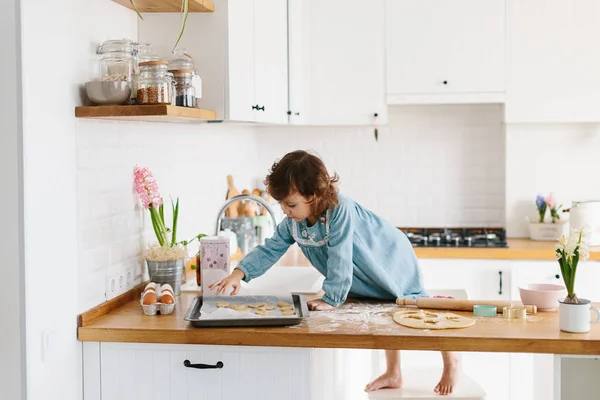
[386,0,505,104]
[506,0,600,123]
[227,0,257,121]
[289,0,387,125]
[253,0,289,124]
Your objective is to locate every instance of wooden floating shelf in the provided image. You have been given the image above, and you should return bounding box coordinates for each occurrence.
[112,0,215,13]
[75,105,217,123]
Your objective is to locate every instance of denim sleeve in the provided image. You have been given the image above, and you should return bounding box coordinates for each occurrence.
[236,218,295,282]
[321,200,354,307]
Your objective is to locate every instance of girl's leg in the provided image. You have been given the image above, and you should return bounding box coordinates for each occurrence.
[434,351,460,395]
[364,350,403,392]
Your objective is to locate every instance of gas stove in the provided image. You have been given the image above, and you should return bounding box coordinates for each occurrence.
[398,227,508,248]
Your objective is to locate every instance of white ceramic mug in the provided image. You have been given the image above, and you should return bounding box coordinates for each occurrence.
[559,299,600,333]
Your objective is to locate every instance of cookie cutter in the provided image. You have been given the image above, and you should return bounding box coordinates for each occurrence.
[503,306,527,319]
[473,305,497,317]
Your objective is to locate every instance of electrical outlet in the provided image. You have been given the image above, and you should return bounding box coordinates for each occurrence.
[105,274,119,300]
[126,268,134,288]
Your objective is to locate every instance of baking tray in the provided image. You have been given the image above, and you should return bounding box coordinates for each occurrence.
[184,294,309,327]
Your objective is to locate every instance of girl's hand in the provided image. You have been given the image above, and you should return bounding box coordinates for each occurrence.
[307,299,335,311]
[209,269,245,296]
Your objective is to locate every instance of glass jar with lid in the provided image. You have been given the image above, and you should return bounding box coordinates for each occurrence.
[132,43,158,104]
[137,60,173,105]
[96,39,137,84]
[169,49,198,108]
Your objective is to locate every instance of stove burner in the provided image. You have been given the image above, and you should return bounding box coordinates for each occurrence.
[399,227,508,248]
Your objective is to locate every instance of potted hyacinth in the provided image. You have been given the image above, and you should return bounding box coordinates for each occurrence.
[134,166,206,295]
[527,193,569,241]
[555,229,600,332]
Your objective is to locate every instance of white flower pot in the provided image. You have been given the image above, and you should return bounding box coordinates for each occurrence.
[559,298,600,333]
[526,218,569,241]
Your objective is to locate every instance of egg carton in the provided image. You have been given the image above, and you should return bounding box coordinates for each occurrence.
[140,300,176,316]
[140,282,177,316]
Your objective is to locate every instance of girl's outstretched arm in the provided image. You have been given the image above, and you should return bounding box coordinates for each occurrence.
[235,218,295,282]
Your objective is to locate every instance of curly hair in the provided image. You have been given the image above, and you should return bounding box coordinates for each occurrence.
[264,150,339,217]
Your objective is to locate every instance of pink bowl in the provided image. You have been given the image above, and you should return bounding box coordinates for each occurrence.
[519,283,567,311]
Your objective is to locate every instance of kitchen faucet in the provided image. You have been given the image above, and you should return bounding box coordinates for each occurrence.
[214,194,279,252]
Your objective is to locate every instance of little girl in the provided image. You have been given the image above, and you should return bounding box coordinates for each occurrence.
[209,150,460,396]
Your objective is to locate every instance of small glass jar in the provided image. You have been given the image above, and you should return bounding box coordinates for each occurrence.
[96,39,136,84]
[137,60,173,105]
[171,70,196,107]
[169,49,198,108]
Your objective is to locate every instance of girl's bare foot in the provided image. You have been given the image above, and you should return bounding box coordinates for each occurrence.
[364,371,403,392]
[434,353,460,395]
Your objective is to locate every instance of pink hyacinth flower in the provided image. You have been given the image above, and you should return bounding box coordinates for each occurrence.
[545,193,556,210]
[133,165,163,209]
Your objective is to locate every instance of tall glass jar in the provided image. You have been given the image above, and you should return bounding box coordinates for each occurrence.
[137,60,173,105]
[96,39,137,100]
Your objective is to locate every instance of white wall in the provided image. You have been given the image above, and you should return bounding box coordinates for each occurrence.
[19,1,137,399]
[506,123,600,237]
[256,104,506,228]
[0,0,26,398]
[77,121,258,312]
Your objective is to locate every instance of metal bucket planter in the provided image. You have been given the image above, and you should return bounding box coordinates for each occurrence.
[146,258,185,295]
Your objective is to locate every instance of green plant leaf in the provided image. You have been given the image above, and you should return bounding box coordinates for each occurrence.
[171,197,179,246]
[173,0,189,51]
[159,204,165,225]
[149,207,166,246]
[129,0,144,20]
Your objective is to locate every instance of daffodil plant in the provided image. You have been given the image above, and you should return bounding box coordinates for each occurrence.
[555,228,590,304]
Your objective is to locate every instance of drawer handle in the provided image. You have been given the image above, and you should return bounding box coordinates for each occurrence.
[555,274,560,280]
[183,360,224,370]
[498,271,503,295]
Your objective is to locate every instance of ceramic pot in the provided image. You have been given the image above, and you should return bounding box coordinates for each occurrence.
[526,217,569,241]
[559,298,600,333]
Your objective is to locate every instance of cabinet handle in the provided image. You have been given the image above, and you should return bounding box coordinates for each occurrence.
[498,271,503,295]
[555,274,560,280]
[252,104,259,110]
[257,105,265,111]
[443,80,448,85]
[183,360,224,370]
[294,112,300,116]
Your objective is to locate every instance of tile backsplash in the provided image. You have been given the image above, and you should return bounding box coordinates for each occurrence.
[76,121,259,312]
[256,104,506,228]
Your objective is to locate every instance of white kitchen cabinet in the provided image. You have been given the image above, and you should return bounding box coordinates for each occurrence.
[418,259,512,301]
[505,0,600,123]
[138,0,289,123]
[385,0,505,105]
[287,0,387,125]
[86,342,311,400]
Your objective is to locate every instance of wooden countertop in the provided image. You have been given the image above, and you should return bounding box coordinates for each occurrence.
[78,292,600,356]
[275,239,600,264]
[414,239,600,261]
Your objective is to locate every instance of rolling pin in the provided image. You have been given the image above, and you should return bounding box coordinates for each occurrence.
[396,298,538,315]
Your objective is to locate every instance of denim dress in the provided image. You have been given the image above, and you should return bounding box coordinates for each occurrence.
[236,194,427,307]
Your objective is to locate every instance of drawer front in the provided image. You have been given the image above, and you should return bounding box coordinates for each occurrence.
[100,343,311,400]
